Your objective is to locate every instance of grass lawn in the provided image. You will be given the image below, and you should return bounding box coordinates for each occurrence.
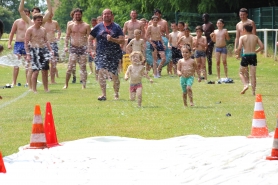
[0,51,278,156]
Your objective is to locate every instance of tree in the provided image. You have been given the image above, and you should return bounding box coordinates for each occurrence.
[0,6,14,32]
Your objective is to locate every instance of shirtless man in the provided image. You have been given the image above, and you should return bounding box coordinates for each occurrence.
[146,15,166,78]
[25,13,53,93]
[202,13,215,75]
[8,9,30,87]
[19,0,52,90]
[43,12,61,84]
[234,8,257,53]
[123,10,145,44]
[64,8,91,89]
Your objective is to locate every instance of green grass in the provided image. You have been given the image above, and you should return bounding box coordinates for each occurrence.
[0,53,278,157]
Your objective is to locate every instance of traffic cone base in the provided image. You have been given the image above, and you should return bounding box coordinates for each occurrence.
[248,127,270,138]
[0,152,6,173]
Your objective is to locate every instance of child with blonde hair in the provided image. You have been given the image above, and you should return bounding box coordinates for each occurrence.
[125,51,153,107]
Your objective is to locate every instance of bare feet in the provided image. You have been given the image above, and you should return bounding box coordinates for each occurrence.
[240,86,249,94]
[63,85,68,89]
[82,84,86,89]
[44,89,50,92]
[190,102,194,106]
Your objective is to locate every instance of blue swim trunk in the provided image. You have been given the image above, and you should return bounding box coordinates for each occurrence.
[194,50,206,58]
[150,40,165,52]
[241,53,257,67]
[215,47,227,54]
[171,47,182,64]
[14,42,26,55]
[180,76,194,93]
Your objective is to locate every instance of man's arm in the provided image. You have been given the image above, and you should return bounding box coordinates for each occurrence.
[42,0,52,24]
[140,21,145,40]
[18,0,31,25]
[88,35,95,53]
[122,21,128,36]
[8,21,17,49]
[234,24,240,52]
[25,28,31,60]
[251,21,257,35]
[55,21,61,40]
[64,24,72,52]
[165,20,169,39]
[107,35,124,45]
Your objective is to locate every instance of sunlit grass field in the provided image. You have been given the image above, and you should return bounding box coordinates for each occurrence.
[1,43,278,156]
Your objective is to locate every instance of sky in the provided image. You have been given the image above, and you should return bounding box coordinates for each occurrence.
[1,134,278,185]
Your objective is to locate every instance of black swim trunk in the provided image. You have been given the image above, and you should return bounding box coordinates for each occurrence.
[172,47,182,64]
[30,47,50,71]
[241,54,257,67]
[70,45,87,56]
[150,40,165,52]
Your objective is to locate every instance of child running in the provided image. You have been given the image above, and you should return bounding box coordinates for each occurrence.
[126,29,145,56]
[193,26,207,82]
[235,23,264,95]
[177,44,197,107]
[168,22,180,76]
[125,51,153,107]
[210,19,230,81]
[146,15,166,78]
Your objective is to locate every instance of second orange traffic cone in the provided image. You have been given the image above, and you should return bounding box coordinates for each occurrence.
[266,115,278,160]
[0,152,6,173]
[28,105,47,149]
[248,94,270,138]
[44,102,60,147]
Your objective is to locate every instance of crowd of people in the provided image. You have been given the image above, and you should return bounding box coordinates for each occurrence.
[1,2,267,107]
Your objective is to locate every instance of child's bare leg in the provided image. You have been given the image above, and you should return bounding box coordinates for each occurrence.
[183,92,188,107]
[31,70,39,93]
[152,50,158,76]
[167,61,173,75]
[215,52,221,79]
[112,73,120,100]
[239,66,249,94]
[222,54,228,78]
[250,65,256,95]
[187,86,194,106]
[130,91,136,101]
[196,58,201,82]
[201,57,207,80]
[173,63,177,75]
[137,87,142,107]
[79,55,87,89]
[41,69,49,92]
[157,51,166,75]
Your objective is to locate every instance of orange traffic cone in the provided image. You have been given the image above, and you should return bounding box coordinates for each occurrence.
[0,152,6,173]
[266,115,278,160]
[44,102,60,147]
[28,105,47,149]
[248,94,270,138]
